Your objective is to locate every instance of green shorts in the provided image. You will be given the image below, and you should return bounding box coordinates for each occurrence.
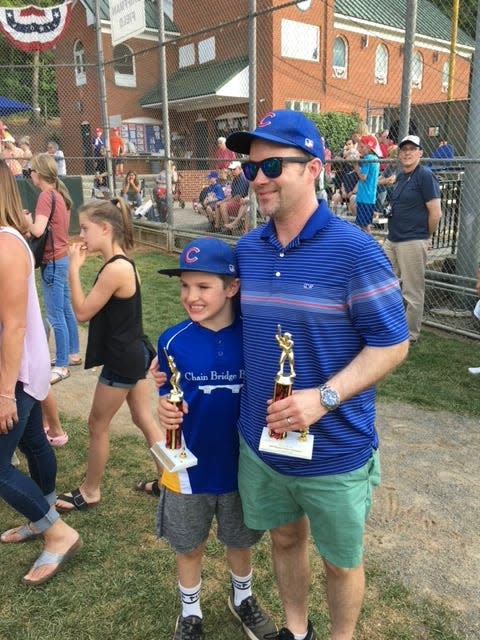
[238,438,381,568]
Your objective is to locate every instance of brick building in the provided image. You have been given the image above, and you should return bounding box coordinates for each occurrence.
[54,0,474,175]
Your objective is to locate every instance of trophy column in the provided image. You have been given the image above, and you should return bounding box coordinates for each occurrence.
[150,350,198,472]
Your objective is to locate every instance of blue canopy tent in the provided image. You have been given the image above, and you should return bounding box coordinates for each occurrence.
[0,96,32,115]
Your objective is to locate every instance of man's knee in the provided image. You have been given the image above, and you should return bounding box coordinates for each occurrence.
[271,517,309,551]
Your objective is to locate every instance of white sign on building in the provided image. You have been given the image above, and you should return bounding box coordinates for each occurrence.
[110,0,145,46]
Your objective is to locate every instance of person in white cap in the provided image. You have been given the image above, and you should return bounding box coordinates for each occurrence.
[216,160,250,232]
[383,135,442,345]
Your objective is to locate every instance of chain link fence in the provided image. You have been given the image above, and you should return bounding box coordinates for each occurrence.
[1,0,479,338]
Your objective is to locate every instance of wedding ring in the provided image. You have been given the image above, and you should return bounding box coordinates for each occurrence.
[6,419,13,427]
[286,416,292,425]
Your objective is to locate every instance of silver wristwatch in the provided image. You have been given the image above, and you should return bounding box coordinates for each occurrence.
[319,384,340,411]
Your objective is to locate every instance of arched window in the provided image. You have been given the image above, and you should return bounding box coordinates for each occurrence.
[412,52,423,89]
[333,36,347,79]
[441,61,449,92]
[74,40,86,86]
[113,44,136,87]
[375,44,388,84]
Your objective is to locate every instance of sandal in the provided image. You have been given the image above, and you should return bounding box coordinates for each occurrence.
[135,479,160,497]
[47,432,69,447]
[68,356,83,366]
[23,536,83,586]
[50,368,71,385]
[1,523,40,544]
[56,488,99,512]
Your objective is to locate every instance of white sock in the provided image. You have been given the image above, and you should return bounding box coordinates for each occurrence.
[294,633,308,640]
[230,570,252,606]
[179,581,202,619]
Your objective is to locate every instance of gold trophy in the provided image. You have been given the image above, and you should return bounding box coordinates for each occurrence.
[150,349,198,472]
[259,325,314,459]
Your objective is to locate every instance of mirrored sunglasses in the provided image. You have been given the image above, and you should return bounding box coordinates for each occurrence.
[241,156,311,181]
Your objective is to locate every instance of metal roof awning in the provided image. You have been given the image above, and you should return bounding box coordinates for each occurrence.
[140,56,249,113]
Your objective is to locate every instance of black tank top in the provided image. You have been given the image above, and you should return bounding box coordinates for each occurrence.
[85,255,146,379]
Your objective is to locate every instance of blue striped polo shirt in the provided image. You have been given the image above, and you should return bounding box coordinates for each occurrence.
[236,200,408,477]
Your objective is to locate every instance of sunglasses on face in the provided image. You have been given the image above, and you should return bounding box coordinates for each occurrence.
[241,156,311,181]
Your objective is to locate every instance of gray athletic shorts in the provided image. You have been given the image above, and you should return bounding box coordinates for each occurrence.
[156,487,264,554]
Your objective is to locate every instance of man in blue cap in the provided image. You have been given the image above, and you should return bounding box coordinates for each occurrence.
[196,170,226,230]
[226,111,410,640]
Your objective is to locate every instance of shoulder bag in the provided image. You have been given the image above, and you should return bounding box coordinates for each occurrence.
[28,191,56,268]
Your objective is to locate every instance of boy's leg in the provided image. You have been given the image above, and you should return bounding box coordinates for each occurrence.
[226,545,277,640]
[217,492,277,639]
[177,546,204,619]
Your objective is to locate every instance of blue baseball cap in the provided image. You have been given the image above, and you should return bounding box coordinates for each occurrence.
[226,110,324,162]
[207,171,218,179]
[158,238,238,277]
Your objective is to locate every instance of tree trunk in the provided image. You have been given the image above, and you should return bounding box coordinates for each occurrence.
[29,50,42,124]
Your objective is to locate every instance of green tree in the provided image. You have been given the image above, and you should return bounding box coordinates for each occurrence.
[306,111,362,155]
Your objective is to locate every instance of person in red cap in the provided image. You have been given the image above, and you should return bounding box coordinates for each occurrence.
[109,127,125,177]
[353,134,380,233]
[92,127,105,173]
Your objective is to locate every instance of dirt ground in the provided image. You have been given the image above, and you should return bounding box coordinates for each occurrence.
[52,329,480,639]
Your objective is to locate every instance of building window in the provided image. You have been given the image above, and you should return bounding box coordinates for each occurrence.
[333,36,347,79]
[368,114,384,134]
[281,19,319,62]
[179,43,195,68]
[74,40,86,86]
[198,37,215,64]
[441,60,449,92]
[113,44,136,88]
[412,52,423,89]
[374,44,388,84]
[285,100,319,114]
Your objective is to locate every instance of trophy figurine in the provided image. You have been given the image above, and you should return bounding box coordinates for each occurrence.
[271,327,296,438]
[259,325,314,460]
[150,349,198,472]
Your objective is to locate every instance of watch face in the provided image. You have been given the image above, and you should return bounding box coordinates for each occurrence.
[297,0,312,10]
[321,386,340,409]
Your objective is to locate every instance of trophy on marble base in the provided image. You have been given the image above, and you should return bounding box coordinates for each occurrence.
[150,349,198,472]
[259,325,314,459]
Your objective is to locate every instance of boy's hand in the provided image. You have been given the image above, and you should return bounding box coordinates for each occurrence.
[157,396,188,430]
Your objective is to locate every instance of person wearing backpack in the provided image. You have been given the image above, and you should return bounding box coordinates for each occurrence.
[24,154,81,385]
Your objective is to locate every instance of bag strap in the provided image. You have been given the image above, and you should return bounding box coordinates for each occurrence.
[46,190,56,224]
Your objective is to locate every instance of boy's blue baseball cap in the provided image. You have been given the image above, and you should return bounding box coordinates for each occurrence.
[226,110,324,162]
[158,237,238,277]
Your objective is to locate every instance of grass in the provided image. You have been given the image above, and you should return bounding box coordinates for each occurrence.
[2,249,477,639]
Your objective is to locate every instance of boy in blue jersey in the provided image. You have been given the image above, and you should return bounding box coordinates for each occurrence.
[225,111,409,640]
[354,134,380,233]
[155,238,276,640]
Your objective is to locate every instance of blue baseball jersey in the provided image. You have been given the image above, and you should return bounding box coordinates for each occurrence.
[236,199,409,477]
[157,317,244,494]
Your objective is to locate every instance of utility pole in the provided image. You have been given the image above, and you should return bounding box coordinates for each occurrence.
[398,0,417,141]
[157,0,173,224]
[94,0,114,195]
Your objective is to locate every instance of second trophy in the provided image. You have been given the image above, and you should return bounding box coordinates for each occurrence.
[150,348,198,472]
[259,325,314,459]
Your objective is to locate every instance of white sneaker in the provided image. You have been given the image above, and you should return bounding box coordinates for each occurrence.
[467,366,480,375]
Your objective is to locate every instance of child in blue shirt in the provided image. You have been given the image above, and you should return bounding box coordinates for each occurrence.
[354,134,380,233]
[155,238,275,640]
